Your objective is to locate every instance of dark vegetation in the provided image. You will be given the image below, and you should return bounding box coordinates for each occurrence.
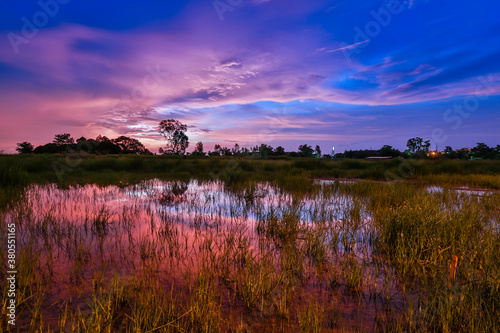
[12,121,500,160]
[17,134,152,155]
[4,122,500,210]
[1,154,500,192]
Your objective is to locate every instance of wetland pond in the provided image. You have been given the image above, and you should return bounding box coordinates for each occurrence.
[2,179,499,332]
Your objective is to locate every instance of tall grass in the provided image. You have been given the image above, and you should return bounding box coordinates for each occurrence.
[2,154,499,189]
[371,186,500,331]
[0,157,499,331]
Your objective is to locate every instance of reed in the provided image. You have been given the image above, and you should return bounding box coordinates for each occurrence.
[0,160,498,331]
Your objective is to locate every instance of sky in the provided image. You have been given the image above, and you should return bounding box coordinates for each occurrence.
[0,0,499,153]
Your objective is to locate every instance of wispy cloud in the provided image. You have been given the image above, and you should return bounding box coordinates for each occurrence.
[324,41,370,54]
[0,0,499,152]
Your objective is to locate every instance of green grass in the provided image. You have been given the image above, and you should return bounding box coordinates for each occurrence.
[371,185,500,331]
[1,154,500,189]
[0,155,499,331]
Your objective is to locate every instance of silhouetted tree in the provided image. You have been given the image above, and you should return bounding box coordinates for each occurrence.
[472,143,494,159]
[53,133,74,145]
[406,137,430,156]
[91,135,121,154]
[407,137,421,153]
[232,143,240,156]
[158,119,189,155]
[214,144,222,156]
[33,143,60,154]
[378,145,401,157]
[196,141,204,153]
[96,135,111,142]
[274,146,286,156]
[16,142,34,154]
[192,141,204,156]
[251,145,259,156]
[31,133,150,155]
[315,145,322,157]
[455,148,471,160]
[211,144,231,156]
[298,144,314,157]
[259,144,273,158]
[443,146,458,159]
[112,136,151,155]
[423,140,431,152]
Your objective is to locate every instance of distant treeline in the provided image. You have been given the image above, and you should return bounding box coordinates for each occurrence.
[16,134,152,155]
[13,133,500,160]
[337,142,500,160]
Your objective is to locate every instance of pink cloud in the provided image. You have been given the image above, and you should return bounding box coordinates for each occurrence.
[1,4,499,153]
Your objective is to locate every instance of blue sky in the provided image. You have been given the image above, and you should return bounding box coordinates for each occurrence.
[0,0,499,153]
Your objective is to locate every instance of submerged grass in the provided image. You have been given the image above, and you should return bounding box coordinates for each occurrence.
[370,184,500,332]
[0,154,499,331]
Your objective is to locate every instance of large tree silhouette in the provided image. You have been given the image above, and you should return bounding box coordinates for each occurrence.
[16,142,34,154]
[53,133,74,145]
[158,119,189,155]
[298,144,314,157]
[112,136,151,155]
[406,137,430,154]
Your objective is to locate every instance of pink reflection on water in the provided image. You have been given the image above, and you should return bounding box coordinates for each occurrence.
[17,179,354,279]
[10,179,408,330]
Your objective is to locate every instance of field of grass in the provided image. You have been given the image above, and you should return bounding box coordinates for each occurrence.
[1,154,500,188]
[0,155,499,332]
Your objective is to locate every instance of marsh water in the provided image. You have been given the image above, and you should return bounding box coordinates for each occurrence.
[4,179,498,331]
